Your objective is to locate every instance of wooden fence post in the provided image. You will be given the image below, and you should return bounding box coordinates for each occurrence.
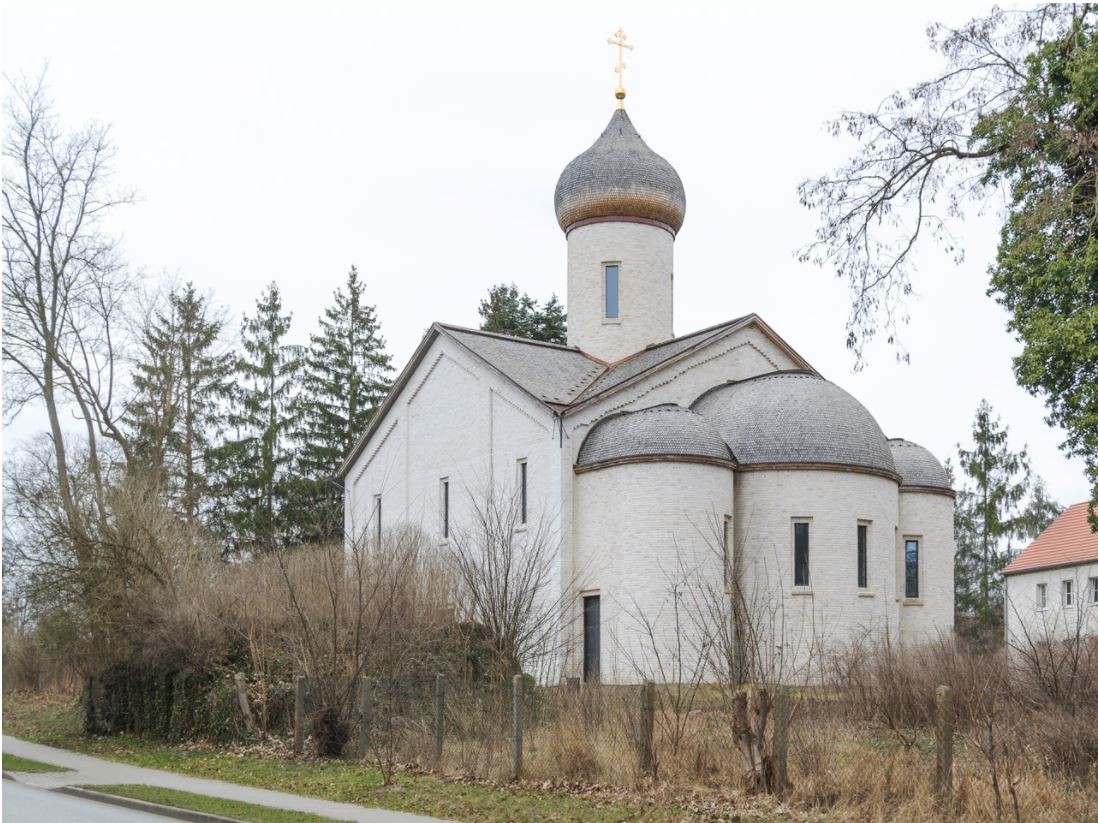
[434,673,445,765]
[772,685,791,796]
[358,676,372,758]
[639,680,656,777]
[234,672,256,733]
[512,674,524,780]
[293,675,306,756]
[935,685,954,805]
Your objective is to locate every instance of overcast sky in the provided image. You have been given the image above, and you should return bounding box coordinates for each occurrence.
[3,0,1090,506]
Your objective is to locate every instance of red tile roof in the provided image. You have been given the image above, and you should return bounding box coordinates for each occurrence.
[1003,502,1098,576]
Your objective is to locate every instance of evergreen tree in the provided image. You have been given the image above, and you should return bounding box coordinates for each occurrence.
[478,283,567,344]
[210,282,302,554]
[130,283,231,526]
[293,266,393,539]
[953,400,1061,642]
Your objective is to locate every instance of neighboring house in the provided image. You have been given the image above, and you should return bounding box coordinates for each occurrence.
[337,101,955,684]
[1004,502,1098,650]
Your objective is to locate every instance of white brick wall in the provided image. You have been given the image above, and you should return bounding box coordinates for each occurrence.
[897,491,956,645]
[572,460,734,684]
[566,221,674,362]
[1005,563,1098,650]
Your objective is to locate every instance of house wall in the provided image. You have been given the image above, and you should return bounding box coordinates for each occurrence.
[566,221,674,361]
[896,490,956,645]
[571,460,734,684]
[1004,562,1098,650]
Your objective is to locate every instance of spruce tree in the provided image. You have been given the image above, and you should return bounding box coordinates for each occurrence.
[478,283,567,344]
[130,283,230,526]
[211,282,302,554]
[953,400,1060,642]
[293,266,393,539]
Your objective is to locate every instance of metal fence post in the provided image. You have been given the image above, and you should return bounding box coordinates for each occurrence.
[512,674,524,780]
[639,680,656,777]
[936,685,954,805]
[434,673,445,765]
[293,674,306,755]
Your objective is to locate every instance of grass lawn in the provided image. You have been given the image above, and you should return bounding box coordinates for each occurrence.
[2,751,71,772]
[4,692,732,823]
[83,785,351,823]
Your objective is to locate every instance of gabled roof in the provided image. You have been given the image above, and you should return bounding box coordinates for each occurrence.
[337,315,815,479]
[1003,502,1098,576]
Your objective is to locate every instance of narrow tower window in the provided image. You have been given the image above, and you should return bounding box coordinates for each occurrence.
[583,594,601,682]
[793,521,810,587]
[857,523,869,589]
[905,538,920,599]
[518,459,528,524]
[603,263,619,319]
[373,494,382,545]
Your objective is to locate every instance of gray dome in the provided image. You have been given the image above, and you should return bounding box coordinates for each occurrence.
[888,439,952,492]
[577,404,732,468]
[554,109,686,235]
[691,372,898,477]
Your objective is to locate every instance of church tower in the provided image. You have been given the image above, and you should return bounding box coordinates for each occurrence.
[554,38,686,362]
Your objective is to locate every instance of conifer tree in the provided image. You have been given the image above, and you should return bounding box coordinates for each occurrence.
[210,282,302,554]
[478,283,567,344]
[292,266,393,539]
[130,283,230,526]
[953,400,1061,642]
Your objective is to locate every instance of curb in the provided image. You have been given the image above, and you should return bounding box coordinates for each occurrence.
[54,785,249,823]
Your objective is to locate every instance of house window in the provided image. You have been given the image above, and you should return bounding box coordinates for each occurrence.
[373,494,382,545]
[518,459,528,525]
[1036,582,1047,610]
[603,263,619,319]
[1062,579,1074,607]
[440,478,449,540]
[857,523,869,589]
[904,538,919,599]
[1090,577,1098,606]
[793,521,810,587]
[583,594,601,683]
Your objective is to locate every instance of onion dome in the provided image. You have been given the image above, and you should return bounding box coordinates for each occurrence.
[888,439,953,493]
[554,109,686,235]
[577,404,732,469]
[691,372,898,478]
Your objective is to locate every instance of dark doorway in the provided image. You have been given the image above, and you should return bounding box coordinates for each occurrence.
[583,594,600,683]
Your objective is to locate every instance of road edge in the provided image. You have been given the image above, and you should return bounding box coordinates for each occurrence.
[53,785,249,823]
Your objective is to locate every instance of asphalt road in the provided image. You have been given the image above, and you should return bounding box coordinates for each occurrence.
[3,780,177,822]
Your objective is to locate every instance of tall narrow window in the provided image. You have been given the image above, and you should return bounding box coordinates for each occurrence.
[857,523,869,589]
[905,538,920,599]
[1089,577,1098,606]
[518,459,527,524]
[1063,579,1074,607]
[583,594,601,683]
[1036,582,1048,609]
[793,521,810,587]
[603,264,619,319]
[723,515,733,592]
[374,494,382,545]
[440,478,449,540]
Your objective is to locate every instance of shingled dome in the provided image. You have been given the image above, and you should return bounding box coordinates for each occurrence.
[577,404,732,468]
[888,439,952,492]
[555,109,686,235]
[691,372,898,477]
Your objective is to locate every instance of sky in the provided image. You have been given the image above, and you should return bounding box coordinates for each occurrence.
[2,0,1091,506]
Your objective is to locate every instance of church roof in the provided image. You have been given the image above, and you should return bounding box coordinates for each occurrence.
[888,438,953,494]
[576,404,734,469]
[554,109,686,235]
[692,371,899,478]
[439,325,604,405]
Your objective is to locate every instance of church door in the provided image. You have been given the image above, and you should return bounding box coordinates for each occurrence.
[583,594,600,683]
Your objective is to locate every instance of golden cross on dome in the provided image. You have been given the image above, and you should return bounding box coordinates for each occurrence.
[607,28,634,109]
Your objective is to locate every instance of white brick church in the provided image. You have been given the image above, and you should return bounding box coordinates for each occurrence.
[338,99,955,684]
